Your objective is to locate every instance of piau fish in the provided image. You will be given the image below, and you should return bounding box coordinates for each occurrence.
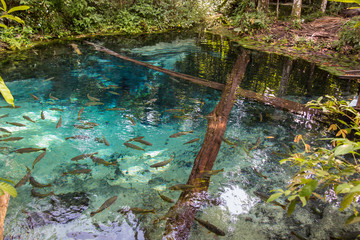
[125,115,135,126]
[31,189,55,198]
[49,93,59,100]
[220,136,237,146]
[14,148,46,154]
[71,152,98,161]
[6,122,26,127]
[129,137,152,146]
[90,155,117,166]
[251,167,267,179]
[41,110,45,120]
[70,43,82,55]
[150,156,173,169]
[78,107,84,120]
[168,184,194,191]
[32,151,46,169]
[0,105,21,108]
[50,108,64,112]
[199,168,224,179]
[0,127,11,133]
[0,137,23,142]
[103,135,110,146]
[62,169,92,176]
[29,177,52,188]
[90,196,118,217]
[30,94,40,101]
[249,137,261,151]
[118,207,155,214]
[0,113,9,119]
[124,142,145,152]
[169,130,193,138]
[87,93,100,102]
[183,138,200,145]
[56,116,62,129]
[194,217,226,236]
[15,166,31,188]
[65,135,90,141]
[254,191,286,210]
[157,192,174,203]
[106,107,126,111]
[108,91,120,96]
[85,101,104,106]
[23,116,35,123]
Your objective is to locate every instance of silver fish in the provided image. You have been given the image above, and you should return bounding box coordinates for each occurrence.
[90,196,118,217]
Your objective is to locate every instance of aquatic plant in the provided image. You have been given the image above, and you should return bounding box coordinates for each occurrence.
[268,95,360,224]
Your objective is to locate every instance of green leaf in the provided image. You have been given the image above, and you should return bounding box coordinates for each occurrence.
[334,144,355,156]
[299,180,318,197]
[0,181,17,198]
[0,76,14,107]
[299,196,307,206]
[349,184,360,194]
[266,192,283,203]
[335,183,352,194]
[345,215,360,224]
[0,15,25,24]
[1,0,6,12]
[340,193,356,211]
[287,200,296,217]
[0,23,7,29]
[0,177,14,184]
[7,5,30,14]
[354,21,360,28]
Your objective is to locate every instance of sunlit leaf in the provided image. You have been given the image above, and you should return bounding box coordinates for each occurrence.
[335,183,353,194]
[266,192,283,203]
[287,200,296,217]
[0,181,17,198]
[340,193,356,211]
[0,23,7,29]
[299,180,318,197]
[0,177,14,184]
[7,5,30,14]
[334,144,355,156]
[0,189,3,196]
[299,196,307,206]
[354,21,360,28]
[0,76,14,107]
[328,124,338,131]
[349,184,360,193]
[1,0,6,12]
[0,15,25,24]
[345,215,360,224]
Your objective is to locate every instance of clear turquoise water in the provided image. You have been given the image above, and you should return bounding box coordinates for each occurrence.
[1,32,358,239]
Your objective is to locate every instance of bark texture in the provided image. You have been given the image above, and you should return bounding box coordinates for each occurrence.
[0,193,10,240]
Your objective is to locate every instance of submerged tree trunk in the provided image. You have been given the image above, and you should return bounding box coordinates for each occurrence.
[0,193,10,240]
[162,49,250,240]
[278,58,293,97]
[291,0,302,19]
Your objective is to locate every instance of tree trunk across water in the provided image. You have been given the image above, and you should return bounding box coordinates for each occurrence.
[0,193,10,240]
[162,49,250,240]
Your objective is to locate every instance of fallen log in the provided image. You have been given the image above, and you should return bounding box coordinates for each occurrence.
[162,49,250,240]
[85,41,317,115]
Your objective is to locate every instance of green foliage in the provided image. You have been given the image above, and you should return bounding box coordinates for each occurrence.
[268,95,360,224]
[0,177,17,198]
[330,0,360,27]
[335,16,360,52]
[0,0,29,29]
[231,11,270,34]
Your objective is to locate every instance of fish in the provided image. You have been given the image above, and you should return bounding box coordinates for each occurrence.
[157,192,174,203]
[169,130,193,138]
[131,136,144,140]
[29,177,52,188]
[31,189,55,198]
[73,124,93,129]
[71,152,98,161]
[90,196,118,217]
[87,93,100,102]
[108,85,121,89]
[78,107,84,120]
[41,110,45,120]
[199,168,224,179]
[145,98,157,105]
[103,135,110,146]
[43,77,54,82]
[32,151,46,169]
[30,94,40,101]
[94,137,104,143]
[124,142,145,152]
[6,122,26,127]
[0,113,9,119]
[0,127,11,133]
[249,137,261,151]
[259,112,263,122]
[194,217,226,236]
[254,191,286,210]
[15,166,31,188]
[220,136,237,146]
[106,107,126,111]
[165,109,185,113]
[50,108,64,112]
[251,167,267,179]
[62,169,92,176]
[265,136,275,139]
[189,98,204,105]
[80,121,99,127]
[85,101,104,106]
[49,93,59,100]
[23,116,35,123]
[56,116,62,128]
[70,43,82,55]
[150,156,173,169]
[125,115,135,125]
[90,155,116,166]
[65,135,90,141]
[168,184,194,191]
[131,138,152,146]
[0,137,23,142]
[118,207,155,214]
[183,138,200,145]
[14,148,46,154]
[108,91,120,96]
[0,105,21,108]
[172,115,191,119]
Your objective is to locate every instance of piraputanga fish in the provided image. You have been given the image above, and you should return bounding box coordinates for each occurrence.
[49,93,59,100]
[106,107,126,111]
[125,115,135,125]
[194,217,226,236]
[32,151,46,169]
[254,191,286,210]
[108,91,120,96]
[31,189,55,198]
[6,122,26,127]
[249,137,261,151]
[87,93,100,102]
[118,207,155,214]
[73,124,93,129]
[199,168,224,179]
[62,169,92,176]
[0,105,21,108]
[103,135,110,146]
[85,101,104,106]
[157,192,174,203]
[80,121,99,127]
[0,128,11,133]
[183,138,200,145]
[90,155,116,166]
[131,138,152,146]
[15,166,31,188]
[0,137,23,142]
[78,107,84,120]
[168,184,194,191]
[29,177,52,188]
[0,113,9,119]
[50,108,64,112]
[41,110,45,120]
[124,142,145,152]
[251,167,267,179]
[220,136,237,146]
[150,156,173,169]
[14,148,46,154]
[65,135,90,141]
[30,94,40,101]
[71,152,98,161]
[169,130,193,138]
[23,116,35,123]
[70,43,82,55]
[90,196,118,217]
[56,116,62,129]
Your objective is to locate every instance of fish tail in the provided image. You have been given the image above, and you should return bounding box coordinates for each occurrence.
[65,137,70,140]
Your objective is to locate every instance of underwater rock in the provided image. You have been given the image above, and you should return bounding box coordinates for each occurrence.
[24,192,89,228]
